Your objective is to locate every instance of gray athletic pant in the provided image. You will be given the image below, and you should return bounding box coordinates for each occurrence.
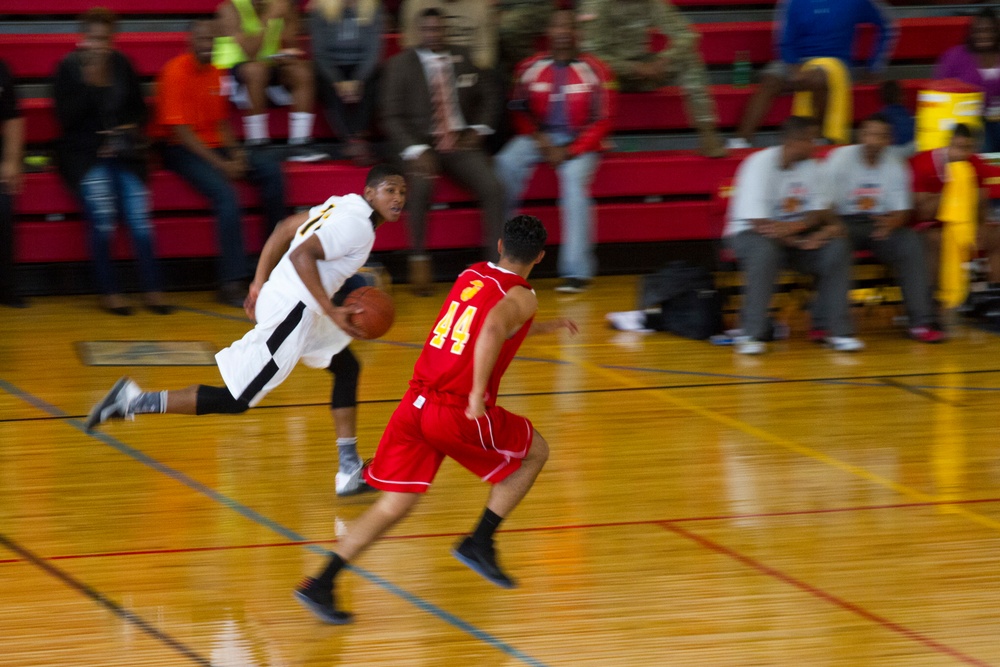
[728,230,855,340]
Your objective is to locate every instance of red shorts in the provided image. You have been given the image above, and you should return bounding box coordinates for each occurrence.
[364,389,534,493]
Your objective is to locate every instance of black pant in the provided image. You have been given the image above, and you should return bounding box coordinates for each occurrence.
[315,63,378,141]
[0,191,15,300]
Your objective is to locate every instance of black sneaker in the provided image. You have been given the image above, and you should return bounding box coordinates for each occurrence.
[293,577,353,625]
[451,537,517,589]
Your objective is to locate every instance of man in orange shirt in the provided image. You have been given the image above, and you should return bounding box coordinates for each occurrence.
[155,18,287,307]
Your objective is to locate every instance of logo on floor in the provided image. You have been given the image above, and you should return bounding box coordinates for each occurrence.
[76,341,218,366]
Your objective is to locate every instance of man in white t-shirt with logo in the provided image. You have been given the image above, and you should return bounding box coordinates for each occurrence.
[725,115,861,355]
[85,164,407,496]
[825,113,943,343]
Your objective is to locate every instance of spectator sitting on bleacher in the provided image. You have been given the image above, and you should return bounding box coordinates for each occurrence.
[155,18,288,309]
[310,0,384,166]
[934,8,1000,153]
[730,0,897,150]
[824,114,943,343]
[381,7,504,296]
[579,0,725,158]
[213,0,326,161]
[725,116,862,355]
[53,8,169,316]
[910,123,1000,319]
[400,0,498,71]
[496,8,613,294]
[0,57,25,308]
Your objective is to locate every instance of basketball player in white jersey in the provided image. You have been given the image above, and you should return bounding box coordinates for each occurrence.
[85,164,407,496]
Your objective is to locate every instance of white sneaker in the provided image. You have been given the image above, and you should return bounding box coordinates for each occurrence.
[606,310,654,333]
[335,464,375,497]
[84,377,142,431]
[286,144,329,162]
[734,336,766,355]
[825,336,865,352]
[726,137,752,150]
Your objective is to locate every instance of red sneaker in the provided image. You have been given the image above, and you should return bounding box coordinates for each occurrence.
[909,326,946,343]
[808,328,828,343]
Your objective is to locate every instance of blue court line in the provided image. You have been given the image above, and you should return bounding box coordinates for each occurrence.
[0,379,550,667]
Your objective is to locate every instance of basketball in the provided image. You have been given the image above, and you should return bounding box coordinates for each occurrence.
[343,286,395,339]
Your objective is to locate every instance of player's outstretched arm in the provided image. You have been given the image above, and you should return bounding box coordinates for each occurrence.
[528,318,579,336]
[467,287,538,420]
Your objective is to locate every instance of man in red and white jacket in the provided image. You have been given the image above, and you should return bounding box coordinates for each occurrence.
[495,6,615,293]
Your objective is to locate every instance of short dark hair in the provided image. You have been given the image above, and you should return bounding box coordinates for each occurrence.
[419,7,443,20]
[861,112,892,129]
[952,123,976,140]
[501,215,547,263]
[967,7,1000,53]
[80,7,117,31]
[365,163,405,188]
[781,115,821,139]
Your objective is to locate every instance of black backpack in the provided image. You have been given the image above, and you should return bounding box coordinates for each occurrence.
[638,262,724,340]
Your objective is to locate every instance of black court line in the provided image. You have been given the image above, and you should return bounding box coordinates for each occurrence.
[0,532,212,666]
[5,367,1000,425]
[880,378,967,407]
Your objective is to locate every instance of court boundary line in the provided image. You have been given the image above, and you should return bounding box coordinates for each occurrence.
[5,366,1000,425]
[659,522,991,667]
[0,531,212,666]
[3,496,1000,566]
[0,379,550,667]
[176,303,1000,390]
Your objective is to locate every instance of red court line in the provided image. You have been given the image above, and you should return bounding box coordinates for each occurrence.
[660,522,991,667]
[3,496,999,566]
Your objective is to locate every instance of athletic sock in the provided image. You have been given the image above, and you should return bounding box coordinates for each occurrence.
[471,508,503,547]
[337,437,362,472]
[289,111,315,145]
[131,390,167,415]
[244,113,269,143]
[315,552,346,589]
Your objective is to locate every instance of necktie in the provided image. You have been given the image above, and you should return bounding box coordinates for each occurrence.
[431,56,458,152]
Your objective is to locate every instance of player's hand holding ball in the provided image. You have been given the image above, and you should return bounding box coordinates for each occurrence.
[335,287,396,340]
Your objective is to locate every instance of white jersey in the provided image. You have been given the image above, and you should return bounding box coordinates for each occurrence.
[267,193,377,314]
[725,146,831,236]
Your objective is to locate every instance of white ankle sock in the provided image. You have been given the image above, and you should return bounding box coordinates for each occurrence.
[289,112,315,145]
[244,114,269,143]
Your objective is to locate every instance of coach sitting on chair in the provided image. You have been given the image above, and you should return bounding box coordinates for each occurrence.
[725,115,862,355]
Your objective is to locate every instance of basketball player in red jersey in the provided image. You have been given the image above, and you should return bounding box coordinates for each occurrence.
[295,215,577,624]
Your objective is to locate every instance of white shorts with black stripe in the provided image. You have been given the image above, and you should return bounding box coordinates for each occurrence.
[215,282,351,407]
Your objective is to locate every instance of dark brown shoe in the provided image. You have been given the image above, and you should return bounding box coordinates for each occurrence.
[408,255,433,297]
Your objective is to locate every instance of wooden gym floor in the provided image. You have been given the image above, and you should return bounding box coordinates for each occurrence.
[1,274,999,666]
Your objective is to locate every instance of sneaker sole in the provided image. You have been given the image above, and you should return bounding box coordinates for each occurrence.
[451,548,517,589]
[293,590,353,625]
[336,481,378,497]
[84,377,129,432]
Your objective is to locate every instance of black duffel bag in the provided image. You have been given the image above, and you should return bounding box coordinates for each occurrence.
[638,261,723,340]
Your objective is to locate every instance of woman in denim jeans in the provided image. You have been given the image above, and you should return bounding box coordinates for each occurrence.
[53,8,169,315]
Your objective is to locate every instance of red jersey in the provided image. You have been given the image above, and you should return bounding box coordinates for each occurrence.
[410,262,534,407]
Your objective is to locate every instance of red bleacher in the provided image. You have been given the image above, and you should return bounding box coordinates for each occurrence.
[6,11,973,268]
[14,153,736,262]
[0,17,967,80]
